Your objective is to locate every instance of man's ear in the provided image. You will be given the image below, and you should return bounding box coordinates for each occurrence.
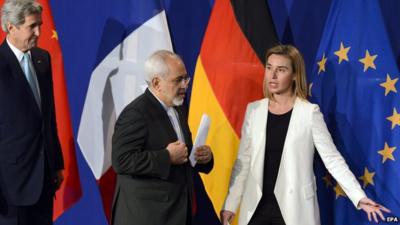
[7,23,14,33]
[152,76,160,90]
[7,22,19,34]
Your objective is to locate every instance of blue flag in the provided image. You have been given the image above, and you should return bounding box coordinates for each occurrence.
[310,0,400,224]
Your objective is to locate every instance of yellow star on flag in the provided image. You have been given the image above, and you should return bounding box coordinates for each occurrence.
[334,183,346,199]
[358,167,375,188]
[334,42,351,64]
[51,30,59,40]
[317,53,327,74]
[322,174,333,188]
[359,50,377,72]
[386,108,400,129]
[380,74,398,96]
[378,142,396,163]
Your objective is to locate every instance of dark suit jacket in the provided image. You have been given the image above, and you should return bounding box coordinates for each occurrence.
[0,40,64,206]
[111,89,213,225]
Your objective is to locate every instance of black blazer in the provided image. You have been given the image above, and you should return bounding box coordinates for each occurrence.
[0,40,64,206]
[111,89,213,225]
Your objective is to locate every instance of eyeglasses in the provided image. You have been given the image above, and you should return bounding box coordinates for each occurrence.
[158,74,191,86]
[170,75,191,85]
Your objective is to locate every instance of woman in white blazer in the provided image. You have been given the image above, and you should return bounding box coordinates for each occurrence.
[220,45,390,225]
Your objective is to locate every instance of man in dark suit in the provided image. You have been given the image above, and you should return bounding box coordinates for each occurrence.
[112,50,214,225]
[0,1,64,224]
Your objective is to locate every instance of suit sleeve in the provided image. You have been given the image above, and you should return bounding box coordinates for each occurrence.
[311,104,366,208]
[194,155,214,174]
[112,106,171,179]
[222,104,253,213]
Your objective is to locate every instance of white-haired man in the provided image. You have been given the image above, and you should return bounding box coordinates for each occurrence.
[111,50,213,225]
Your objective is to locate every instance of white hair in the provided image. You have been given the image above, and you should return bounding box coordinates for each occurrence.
[1,0,42,32]
[144,50,183,86]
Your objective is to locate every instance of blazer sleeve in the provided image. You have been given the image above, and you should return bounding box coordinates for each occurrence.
[111,106,171,179]
[311,104,366,208]
[222,104,253,213]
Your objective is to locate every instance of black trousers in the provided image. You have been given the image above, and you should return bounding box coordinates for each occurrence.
[248,201,286,225]
[0,162,54,225]
[186,197,192,225]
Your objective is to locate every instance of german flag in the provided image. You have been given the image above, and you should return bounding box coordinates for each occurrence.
[188,0,278,224]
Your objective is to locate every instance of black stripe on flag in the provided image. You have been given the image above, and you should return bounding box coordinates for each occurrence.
[231,0,279,65]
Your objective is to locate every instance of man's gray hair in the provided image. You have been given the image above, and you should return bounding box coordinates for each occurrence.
[144,50,183,85]
[1,0,42,32]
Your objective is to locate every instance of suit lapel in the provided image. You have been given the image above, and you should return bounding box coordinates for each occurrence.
[175,106,191,143]
[29,49,45,113]
[251,99,268,166]
[274,97,301,196]
[144,89,178,141]
[251,98,269,191]
[0,41,41,114]
[281,97,301,156]
[0,41,30,86]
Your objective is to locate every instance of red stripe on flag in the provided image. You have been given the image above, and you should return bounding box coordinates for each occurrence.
[200,0,265,136]
[97,168,116,222]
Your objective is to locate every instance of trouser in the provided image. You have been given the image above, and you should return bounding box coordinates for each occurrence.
[0,162,53,225]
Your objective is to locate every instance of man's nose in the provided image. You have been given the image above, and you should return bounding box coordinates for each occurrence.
[33,26,40,36]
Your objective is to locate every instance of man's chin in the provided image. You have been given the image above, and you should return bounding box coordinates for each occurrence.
[29,41,38,49]
[173,98,184,106]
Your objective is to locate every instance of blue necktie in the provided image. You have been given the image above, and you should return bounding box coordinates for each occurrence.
[22,53,41,107]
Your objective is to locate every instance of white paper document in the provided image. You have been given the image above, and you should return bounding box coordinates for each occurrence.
[189,114,211,167]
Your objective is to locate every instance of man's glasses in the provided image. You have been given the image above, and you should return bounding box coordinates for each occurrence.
[171,75,191,85]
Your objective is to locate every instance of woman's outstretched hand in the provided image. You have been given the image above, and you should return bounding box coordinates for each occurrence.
[358,197,391,223]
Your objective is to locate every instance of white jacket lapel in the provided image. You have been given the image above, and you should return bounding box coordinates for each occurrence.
[251,99,269,192]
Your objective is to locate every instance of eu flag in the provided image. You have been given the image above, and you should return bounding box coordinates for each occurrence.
[310,0,400,224]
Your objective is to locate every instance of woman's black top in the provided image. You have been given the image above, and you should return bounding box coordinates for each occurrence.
[258,109,292,209]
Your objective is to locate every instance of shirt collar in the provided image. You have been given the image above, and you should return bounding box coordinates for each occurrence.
[6,38,31,62]
[148,88,171,112]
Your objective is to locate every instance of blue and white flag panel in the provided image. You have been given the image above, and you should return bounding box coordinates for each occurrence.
[51,0,214,224]
[77,6,172,180]
[50,0,174,224]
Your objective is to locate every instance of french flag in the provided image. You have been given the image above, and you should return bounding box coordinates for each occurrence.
[77,0,172,220]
